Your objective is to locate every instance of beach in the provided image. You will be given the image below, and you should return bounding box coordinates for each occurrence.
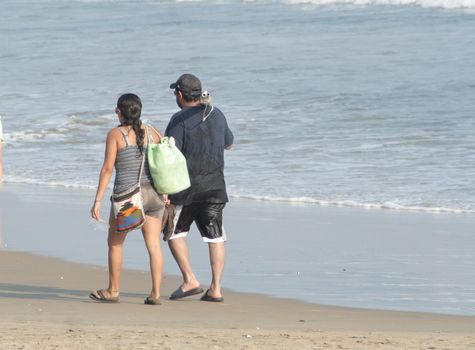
[1,183,475,349]
[1,251,475,349]
[2,0,475,348]
[2,183,475,316]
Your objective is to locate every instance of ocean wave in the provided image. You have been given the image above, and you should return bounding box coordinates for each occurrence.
[278,0,475,10]
[63,0,475,10]
[230,194,475,214]
[3,113,113,144]
[4,177,97,190]
[5,129,69,143]
[4,176,474,214]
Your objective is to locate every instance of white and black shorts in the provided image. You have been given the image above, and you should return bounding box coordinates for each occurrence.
[163,202,227,243]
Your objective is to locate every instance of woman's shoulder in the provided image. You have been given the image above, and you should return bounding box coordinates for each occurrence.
[107,127,123,136]
[106,127,125,142]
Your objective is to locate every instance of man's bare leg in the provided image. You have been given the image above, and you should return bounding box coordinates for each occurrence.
[168,237,201,292]
[208,242,226,298]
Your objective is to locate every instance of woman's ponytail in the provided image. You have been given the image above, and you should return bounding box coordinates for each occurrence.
[131,118,145,155]
[117,93,144,155]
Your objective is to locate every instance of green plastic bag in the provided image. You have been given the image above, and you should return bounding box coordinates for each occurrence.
[147,137,191,194]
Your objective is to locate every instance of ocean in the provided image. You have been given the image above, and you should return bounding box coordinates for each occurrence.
[1,0,475,315]
[1,0,475,213]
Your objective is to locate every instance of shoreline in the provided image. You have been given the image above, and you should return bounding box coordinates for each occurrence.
[2,183,475,348]
[4,179,475,215]
[7,249,475,331]
[1,182,475,316]
[4,248,475,323]
[1,250,475,349]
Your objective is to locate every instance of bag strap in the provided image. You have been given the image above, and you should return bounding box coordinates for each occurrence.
[148,125,163,143]
[145,125,152,145]
[138,127,147,187]
[137,148,145,187]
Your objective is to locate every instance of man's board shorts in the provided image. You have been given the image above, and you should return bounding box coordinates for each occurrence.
[163,202,227,243]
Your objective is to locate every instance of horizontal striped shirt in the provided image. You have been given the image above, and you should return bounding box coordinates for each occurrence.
[113,127,153,193]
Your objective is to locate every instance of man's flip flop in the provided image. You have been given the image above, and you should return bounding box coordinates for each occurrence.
[200,289,224,302]
[144,296,162,305]
[89,289,119,303]
[169,286,204,300]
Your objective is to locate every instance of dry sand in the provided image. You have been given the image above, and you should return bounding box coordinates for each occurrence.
[1,251,474,350]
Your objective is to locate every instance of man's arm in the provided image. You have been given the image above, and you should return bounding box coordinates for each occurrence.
[224,118,234,150]
[165,115,185,151]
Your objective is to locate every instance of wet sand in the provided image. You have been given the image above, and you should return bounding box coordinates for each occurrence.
[1,183,475,348]
[1,251,475,349]
[2,182,475,316]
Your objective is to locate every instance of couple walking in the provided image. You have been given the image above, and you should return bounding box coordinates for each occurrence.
[89,74,234,305]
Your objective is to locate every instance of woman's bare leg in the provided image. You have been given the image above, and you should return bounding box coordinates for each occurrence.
[142,215,163,299]
[106,218,126,298]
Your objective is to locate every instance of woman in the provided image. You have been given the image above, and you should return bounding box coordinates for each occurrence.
[90,93,165,305]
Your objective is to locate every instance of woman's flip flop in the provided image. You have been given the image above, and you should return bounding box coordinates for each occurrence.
[89,289,120,303]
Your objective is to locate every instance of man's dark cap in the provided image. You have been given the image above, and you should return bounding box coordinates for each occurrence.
[169,74,202,98]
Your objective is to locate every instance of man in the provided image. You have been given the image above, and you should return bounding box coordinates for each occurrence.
[165,74,233,302]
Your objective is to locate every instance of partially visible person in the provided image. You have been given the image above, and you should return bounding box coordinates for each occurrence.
[0,115,4,183]
[0,115,3,246]
[164,74,234,302]
[90,93,166,305]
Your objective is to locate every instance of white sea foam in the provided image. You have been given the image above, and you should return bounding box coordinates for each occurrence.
[279,0,475,9]
[229,194,475,214]
[69,114,114,126]
[3,114,113,144]
[5,175,473,214]
[5,129,68,143]
[4,176,97,190]
[62,0,475,10]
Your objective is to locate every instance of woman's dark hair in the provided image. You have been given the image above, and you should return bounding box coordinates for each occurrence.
[117,93,144,154]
